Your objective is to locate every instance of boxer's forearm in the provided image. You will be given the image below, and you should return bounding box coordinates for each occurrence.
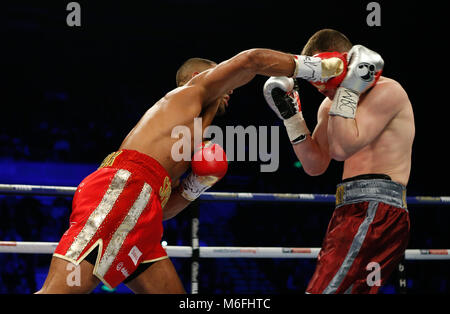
[292,135,331,176]
[162,186,191,221]
[250,49,343,81]
[247,49,296,77]
[194,49,296,107]
[327,116,361,161]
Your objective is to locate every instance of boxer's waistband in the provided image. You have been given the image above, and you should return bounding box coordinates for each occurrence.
[98,149,172,208]
[336,174,407,209]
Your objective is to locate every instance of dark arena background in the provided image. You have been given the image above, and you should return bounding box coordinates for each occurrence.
[0,0,448,296]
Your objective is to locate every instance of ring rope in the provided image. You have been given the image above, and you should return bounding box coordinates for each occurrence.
[1,184,448,294]
[1,184,450,205]
[0,241,449,260]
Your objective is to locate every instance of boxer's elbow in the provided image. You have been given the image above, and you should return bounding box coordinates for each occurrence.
[328,141,352,161]
[299,153,330,176]
[303,166,327,177]
[328,119,362,161]
[293,145,330,176]
[302,161,328,176]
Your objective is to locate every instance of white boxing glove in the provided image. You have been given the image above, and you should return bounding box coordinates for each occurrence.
[263,77,310,144]
[329,45,384,119]
[292,54,345,82]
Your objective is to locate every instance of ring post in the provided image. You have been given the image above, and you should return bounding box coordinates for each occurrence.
[190,201,200,294]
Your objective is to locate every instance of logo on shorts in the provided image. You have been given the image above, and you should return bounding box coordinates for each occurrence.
[159,176,171,208]
[128,245,142,266]
[116,262,130,278]
[63,222,77,236]
[336,185,345,206]
[98,151,123,169]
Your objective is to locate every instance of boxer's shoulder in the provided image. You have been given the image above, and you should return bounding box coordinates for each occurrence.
[362,76,410,111]
[371,76,408,100]
[158,85,204,120]
[165,85,203,106]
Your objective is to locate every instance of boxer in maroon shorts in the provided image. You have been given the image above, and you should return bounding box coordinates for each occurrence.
[263,29,415,293]
[37,47,345,293]
[306,174,410,293]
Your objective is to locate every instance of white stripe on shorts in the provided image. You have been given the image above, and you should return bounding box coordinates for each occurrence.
[96,182,152,278]
[65,169,131,261]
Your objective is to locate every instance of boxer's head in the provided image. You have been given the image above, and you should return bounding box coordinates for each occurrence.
[302,29,352,100]
[176,57,231,116]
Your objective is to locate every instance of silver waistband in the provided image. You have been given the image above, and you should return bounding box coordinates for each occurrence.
[335,179,407,209]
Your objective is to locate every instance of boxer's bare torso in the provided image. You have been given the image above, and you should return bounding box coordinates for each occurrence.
[302,76,415,186]
[119,84,222,182]
[341,78,414,185]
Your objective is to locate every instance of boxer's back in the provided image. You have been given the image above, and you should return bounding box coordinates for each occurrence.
[119,85,208,180]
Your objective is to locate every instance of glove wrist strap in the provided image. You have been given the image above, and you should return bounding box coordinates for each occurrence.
[180,172,218,202]
[283,112,310,144]
[292,55,322,82]
[329,87,359,119]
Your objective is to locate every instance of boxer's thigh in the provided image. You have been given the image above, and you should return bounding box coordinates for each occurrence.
[36,256,100,294]
[125,258,185,294]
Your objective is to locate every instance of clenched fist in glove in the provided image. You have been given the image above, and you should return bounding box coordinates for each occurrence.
[292,53,346,82]
[329,45,384,119]
[263,76,310,144]
[180,142,228,202]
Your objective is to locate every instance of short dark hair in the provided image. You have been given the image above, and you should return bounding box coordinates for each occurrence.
[175,57,216,87]
[301,29,352,56]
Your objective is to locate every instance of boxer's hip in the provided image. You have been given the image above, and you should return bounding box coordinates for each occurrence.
[96,149,172,208]
[335,173,407,210]
[53,150,172,288]
[306,174,410,294]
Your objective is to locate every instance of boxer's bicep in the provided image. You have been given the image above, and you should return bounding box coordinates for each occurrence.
[190,49,295,107]
[313,100,333,159]
[328,83,405,160]
[191,51,256,106]
[293,100,331,176]
[164,86,204,122]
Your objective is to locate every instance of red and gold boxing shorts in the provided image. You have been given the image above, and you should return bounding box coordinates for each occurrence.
[54,149,172,289]
[306,174,410,294]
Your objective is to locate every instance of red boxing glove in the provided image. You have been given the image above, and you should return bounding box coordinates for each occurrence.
[181,142,228,201]
[192,141,228,179]
[309,52,348,92]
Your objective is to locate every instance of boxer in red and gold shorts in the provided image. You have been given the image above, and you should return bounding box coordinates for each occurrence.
[53,150,172,289]
[38,46,344,293]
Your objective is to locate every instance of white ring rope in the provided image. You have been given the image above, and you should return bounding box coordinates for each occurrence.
[0,241,448,260]
[1,183,448,295]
